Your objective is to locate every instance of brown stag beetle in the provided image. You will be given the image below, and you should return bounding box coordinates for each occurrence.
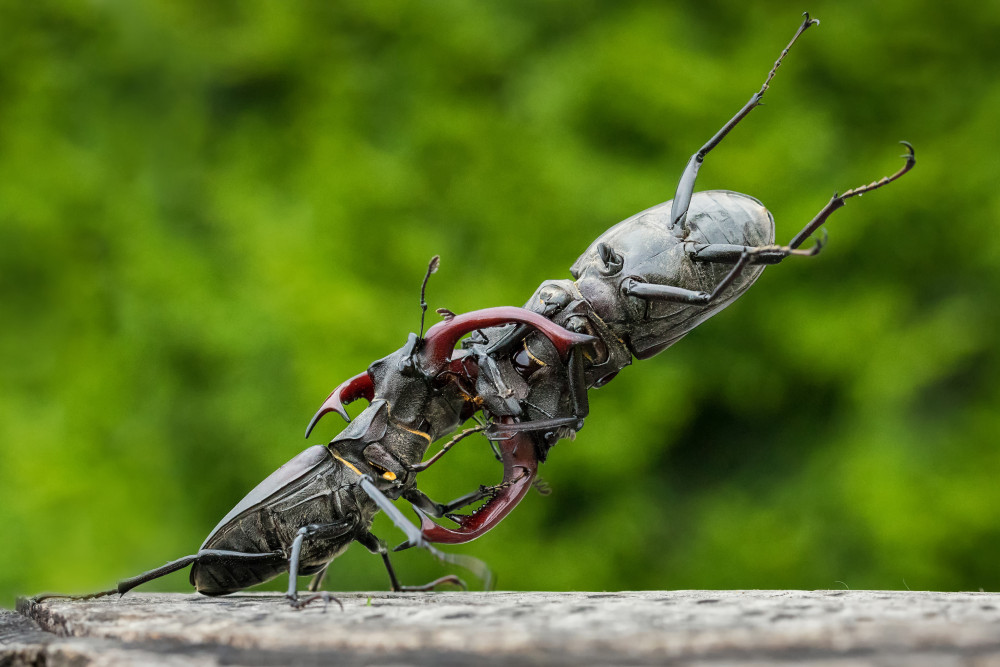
[310,13,915,547]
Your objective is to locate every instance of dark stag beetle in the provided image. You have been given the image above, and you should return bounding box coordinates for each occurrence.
[33,13,914,609]
[309,13,915,547]
[33,291,594,609]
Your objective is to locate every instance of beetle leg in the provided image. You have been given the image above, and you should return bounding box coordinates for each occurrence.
[403,486,495,517]
[485,415,583,437]
[31,549,294,605]
[687,233,827,266]
[670,13,819,235]
[787,142,916,249]
[356,531,466,592]
[286,523,352,610]
[307,564,329,593]
[358,475,494,588]
[305,370,375,438]
[406,424,487,473]
[30,588,120,603]
[622,250,753,306]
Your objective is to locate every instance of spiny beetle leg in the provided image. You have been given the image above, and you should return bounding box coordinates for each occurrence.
[358,476,493,588]
[486,415,583,437]
[31,588,119,604]
[305,370,375,437]
[788,142,916,249]
[670,13,819,234]
[686,232,827,266]
[622,250,753,306]
[403,486,495,518]
[356,531,466,592]
[34,549,290,604]
[416,423,539,545]
[286,523,350,611]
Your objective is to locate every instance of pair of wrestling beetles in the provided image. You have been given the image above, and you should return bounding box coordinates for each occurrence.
[37,14,913,609]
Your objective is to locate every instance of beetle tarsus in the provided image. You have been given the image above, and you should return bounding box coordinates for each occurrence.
[30,589,118,604]
[787,142,916,249]
[398,575,467,592]
[287,591,342,612]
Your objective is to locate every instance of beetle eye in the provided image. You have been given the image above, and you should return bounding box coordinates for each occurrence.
[597,243,624,275]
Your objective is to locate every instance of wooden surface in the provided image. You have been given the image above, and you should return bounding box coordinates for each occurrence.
[5,590,1000,665]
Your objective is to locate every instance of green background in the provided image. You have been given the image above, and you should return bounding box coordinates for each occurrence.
[3,1,998,606]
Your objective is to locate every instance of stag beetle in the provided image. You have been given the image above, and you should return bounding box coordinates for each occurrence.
[34,14,914,608]
[33,289,593,608]
[310,13,914,547]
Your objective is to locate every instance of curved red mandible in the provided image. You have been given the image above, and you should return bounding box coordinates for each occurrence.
[419,306,594,374]
[304,370,374,438]
[418,420,539,544]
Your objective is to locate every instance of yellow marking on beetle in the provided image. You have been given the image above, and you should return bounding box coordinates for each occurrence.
[522,340,547,367]
[398,424,432,444]
[382,471,397,481]
[332,453,364,477]
[382,403,432,443]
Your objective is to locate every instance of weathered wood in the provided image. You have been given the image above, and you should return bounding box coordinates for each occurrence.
[5,590,1000,665]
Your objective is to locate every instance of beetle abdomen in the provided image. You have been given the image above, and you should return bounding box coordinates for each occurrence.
[685,190,774,247]
[632,191,774,358]
[189,446,366,595]
[190,556,286,596]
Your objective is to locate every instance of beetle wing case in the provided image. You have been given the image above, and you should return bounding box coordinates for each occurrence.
[198,445,334,550]
[571,190,774,360]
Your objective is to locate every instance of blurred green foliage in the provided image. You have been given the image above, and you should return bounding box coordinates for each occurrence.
[3,1,999,607]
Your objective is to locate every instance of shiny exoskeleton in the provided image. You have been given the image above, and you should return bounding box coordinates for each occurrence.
[314,13,915,546]
[33,14,915,608]
[32,308,591,608]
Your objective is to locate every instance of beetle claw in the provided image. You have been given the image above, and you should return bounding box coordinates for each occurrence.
[811,229,829,254]
[899,140,916,162]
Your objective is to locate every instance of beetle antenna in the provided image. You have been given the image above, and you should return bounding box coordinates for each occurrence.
[419,255,440,339]
[669,12,819,234]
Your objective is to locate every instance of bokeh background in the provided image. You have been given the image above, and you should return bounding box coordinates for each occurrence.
[3,1,999,607]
